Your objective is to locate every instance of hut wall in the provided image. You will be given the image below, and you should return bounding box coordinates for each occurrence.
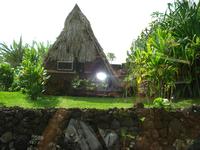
[45,57,116,95]
[45,60,57,70]
[45,72,75,95]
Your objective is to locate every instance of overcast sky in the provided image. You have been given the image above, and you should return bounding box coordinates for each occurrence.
[0,0,175,63]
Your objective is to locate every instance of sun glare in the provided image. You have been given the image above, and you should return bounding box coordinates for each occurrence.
[96,72,107,81]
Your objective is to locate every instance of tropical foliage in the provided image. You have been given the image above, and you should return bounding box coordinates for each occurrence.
[17,48,49,100]
[0,37,28,67]
[127,0,200,98]
[31,41,51,61]
[72,76,97,90]
[0,38,51,100]
[0,38,51,68]
[153,97,171,109]
[72,76,107,91]
[0,63,14,91]
[106,52,116,63]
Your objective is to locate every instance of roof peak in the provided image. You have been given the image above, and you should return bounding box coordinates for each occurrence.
[73,4,81,11]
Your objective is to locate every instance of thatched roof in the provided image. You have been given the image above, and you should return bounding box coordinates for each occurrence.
[46,4,99,62]
[45,4,120,87]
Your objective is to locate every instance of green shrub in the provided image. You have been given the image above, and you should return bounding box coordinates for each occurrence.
[18,48,49,100]
[11,67,23,91]
[72,76,96,90]
[72,76,107,91]
[153,97,171,108]
[0,63,14,91]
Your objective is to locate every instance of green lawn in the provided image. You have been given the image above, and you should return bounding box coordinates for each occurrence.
[172,98,200,109]
[144,99,200,109]
[0,92,133,109]
[0,92,200,109]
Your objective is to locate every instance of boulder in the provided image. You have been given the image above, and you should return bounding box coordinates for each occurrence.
[173,139,188,150]
[64,119,103,150]
[111,119,120,130]
[14,135,30,149]
[188,137,200,150]
[0,132,13,143]
[64,119,119,150]
[100,129,119,150]
[168,119,184,144]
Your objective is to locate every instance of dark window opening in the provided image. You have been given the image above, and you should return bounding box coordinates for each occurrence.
[57,61,73,71]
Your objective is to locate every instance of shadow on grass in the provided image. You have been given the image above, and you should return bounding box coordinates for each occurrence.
[172,98,200,108]
[26,96,60,108]
[173,98,200,104]
[0,102,5,107]
[59,96,134,104]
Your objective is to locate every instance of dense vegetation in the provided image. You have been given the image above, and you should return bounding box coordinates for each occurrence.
[0,38,50,100]
[16,49,49,100]
[127,0,200,99]
[0,63,14,91]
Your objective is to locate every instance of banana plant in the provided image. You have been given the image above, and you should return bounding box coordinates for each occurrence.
[128,28,178,98]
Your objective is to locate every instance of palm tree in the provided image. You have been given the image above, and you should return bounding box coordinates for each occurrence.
[32,41,51,61]
[0,37,28,68]
[106,52,116,63]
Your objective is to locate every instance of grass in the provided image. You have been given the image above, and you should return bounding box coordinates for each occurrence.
[0,92,133,109]
[172,98,200,109]
[0,92,200,109]
[143,98,200,109]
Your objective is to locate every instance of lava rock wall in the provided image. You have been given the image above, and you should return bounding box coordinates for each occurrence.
[0,106,200,149]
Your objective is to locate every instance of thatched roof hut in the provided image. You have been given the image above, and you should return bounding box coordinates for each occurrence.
[45,4,121,96]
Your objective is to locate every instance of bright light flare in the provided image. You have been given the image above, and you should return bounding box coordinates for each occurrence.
[96,72,107,81]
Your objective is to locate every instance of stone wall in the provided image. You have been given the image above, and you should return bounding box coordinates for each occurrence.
[0,106,200,149]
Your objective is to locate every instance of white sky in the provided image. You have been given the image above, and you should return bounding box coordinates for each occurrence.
[0,0,174,63]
